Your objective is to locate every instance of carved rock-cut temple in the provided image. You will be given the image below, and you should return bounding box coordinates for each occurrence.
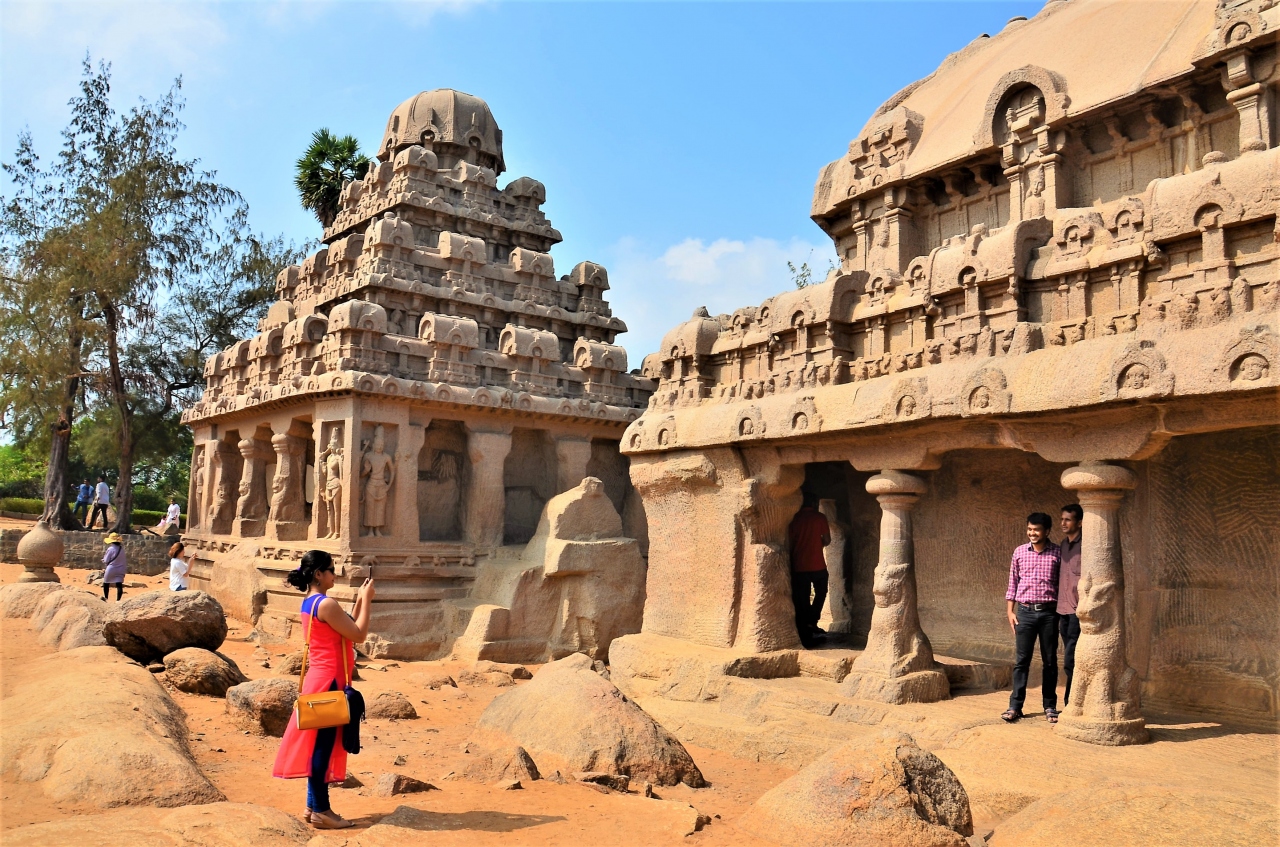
[182,90,653,658]
[614,0,1280,742]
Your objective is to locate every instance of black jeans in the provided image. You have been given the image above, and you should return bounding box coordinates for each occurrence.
[88,504,109,530]
[102,582,123,601]
[1059,613,1081,706]
[1010,603,1059,712]
[791,570,828,644]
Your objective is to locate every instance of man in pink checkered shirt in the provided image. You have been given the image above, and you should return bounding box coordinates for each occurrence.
[1002,512,1062,724]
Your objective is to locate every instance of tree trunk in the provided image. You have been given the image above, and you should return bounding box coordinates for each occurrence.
[42,293,84,530]
[102,299,135,535]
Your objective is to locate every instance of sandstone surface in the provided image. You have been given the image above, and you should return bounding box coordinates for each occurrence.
[461,744,541,783]
[3,802,310,847]
[226,677,297,736]
[30,587,108,650]
[0,581,69,618]
[471,653,705,787]
[163,647,248,696]
[737,731,972,847]
[102,589,228,662]
[1,645,224,807]
[988,783,1280,847]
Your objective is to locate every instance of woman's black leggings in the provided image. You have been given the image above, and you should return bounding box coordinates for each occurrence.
[102,582,123,601]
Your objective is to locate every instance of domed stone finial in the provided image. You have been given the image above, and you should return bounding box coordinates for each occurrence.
[16,520,63,583]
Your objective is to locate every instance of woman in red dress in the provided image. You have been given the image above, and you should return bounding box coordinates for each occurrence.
[272,550,374,829]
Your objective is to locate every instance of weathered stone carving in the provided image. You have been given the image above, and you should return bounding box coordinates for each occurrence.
[360,425,396,537]
[317,427,344,540]
[1058,462,1147,745]
[842,471,949,704]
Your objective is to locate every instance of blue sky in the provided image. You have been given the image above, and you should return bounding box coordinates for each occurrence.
[1,0,1043,359]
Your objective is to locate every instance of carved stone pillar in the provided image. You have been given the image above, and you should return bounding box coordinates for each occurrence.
[208,440,239,535]
[555,436,593,494]
[818,499,851,634]
[233,437,272,538]
[393,423,427,544]
[1057,461,1148,745]
[842,470,949,704]
[463,428,512,551]
[267,433,308,541]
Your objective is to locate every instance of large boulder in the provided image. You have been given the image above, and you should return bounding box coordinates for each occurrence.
[4,802,310,847]
[737,731,973,847]
[988,783,1279,847]
[31,588,108,651]
[1,646,224,808]
[469,653,705,787]
[226,678,297,737]
[367,691,418,720]
[0,582,69,619]
[102,590,228,663]
[163,647,248,696]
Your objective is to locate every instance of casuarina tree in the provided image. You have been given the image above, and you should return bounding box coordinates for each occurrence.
[295,129,370,229]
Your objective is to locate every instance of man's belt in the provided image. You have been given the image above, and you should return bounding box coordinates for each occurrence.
[1018,601,1057,612]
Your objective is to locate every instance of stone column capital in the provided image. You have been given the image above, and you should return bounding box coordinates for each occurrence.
[1061,461,1136,494]
[866,469,928,499]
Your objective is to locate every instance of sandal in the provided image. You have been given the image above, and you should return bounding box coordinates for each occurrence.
[1000,708,1023,723]
[310,810,354,830]
[1045,708,1059,723]
[302,810,313,824]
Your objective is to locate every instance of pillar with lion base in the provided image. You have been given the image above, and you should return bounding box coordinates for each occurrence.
[1057,460,1148,745]
[840,469,949,704]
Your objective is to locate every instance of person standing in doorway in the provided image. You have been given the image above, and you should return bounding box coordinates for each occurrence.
[788,492,831,649]
[1002,512,1061,724]
[1057,504,1083,706]
[88,476,111,530]
[72,479,92,524]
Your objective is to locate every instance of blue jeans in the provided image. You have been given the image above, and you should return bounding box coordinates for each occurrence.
[305,682,340,813]
[73,501,89,522]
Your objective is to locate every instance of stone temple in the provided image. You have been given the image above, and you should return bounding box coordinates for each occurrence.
[610,0,1279,745]
[182,89,653,660]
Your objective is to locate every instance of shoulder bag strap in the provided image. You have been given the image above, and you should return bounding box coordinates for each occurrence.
[297,595,351,689]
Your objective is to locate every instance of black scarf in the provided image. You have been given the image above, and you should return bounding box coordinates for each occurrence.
[342,686,365,754]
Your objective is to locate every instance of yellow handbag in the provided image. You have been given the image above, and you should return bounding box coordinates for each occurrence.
[293,599,351,730]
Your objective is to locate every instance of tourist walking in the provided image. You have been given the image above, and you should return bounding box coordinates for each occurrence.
[88,476,111,530]
[168,541,193,591]
[1057,504,1084,706]
[72,479,92,524]
[273,550,374,829]
[101,532,127,601]
[788,493,831,649]
[1002,512,1061,724]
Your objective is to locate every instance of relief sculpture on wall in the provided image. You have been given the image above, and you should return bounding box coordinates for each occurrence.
[318,427,344,539]
[361,425,396,536]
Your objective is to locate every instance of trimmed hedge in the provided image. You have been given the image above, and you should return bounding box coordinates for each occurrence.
[0,497,43,515]
[133,508,186,527]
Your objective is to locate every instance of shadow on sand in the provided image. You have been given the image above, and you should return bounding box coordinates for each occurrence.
[367,805,566,833]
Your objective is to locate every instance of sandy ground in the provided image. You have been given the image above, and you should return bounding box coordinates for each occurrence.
[1,558,1276,845]
[0,562,786,845]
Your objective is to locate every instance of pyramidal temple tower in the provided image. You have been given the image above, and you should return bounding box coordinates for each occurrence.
[182,90,654,658]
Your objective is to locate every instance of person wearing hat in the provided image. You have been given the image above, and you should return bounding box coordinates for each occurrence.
[101,533,128,601]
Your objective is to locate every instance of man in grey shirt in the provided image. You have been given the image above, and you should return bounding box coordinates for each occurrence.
[1057,503,1083,705]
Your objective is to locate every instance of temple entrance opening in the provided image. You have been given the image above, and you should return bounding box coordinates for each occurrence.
[797,461,878,647]
[503,428,557,545]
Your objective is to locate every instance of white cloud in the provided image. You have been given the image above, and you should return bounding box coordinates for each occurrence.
[602,235,837,362]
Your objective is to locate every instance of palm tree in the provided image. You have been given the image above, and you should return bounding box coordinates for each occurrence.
[295,129,371,229]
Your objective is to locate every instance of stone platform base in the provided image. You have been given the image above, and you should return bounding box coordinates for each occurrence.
[841,667,951,704]
[1056,714,1149,746]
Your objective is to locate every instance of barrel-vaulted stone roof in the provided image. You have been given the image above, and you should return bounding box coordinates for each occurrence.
[380,88,506,174]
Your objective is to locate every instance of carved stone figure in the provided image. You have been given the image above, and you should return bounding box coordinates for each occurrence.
[361,425,396,536]
[1236,353,1268,381]
[318,428,344,540]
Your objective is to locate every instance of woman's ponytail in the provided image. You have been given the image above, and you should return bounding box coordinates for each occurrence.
[286,549,334,592]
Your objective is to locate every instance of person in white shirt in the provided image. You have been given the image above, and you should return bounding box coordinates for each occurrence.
[169,541,194,591]
[88,476,111,530]
[150,498,182,535]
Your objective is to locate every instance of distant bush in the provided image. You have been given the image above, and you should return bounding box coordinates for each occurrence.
[0,497,43,515]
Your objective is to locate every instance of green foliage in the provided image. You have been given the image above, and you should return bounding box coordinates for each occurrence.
[131,508,184,527]
[0,497,43,515]
[295,129,371,228]
[0,444,44,498]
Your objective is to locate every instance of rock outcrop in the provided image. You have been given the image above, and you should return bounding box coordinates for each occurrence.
[469,653,705,787]
[1,646,224,808]
[737,731,972,847]
[30,587,108,651]
[4,802,311,847]
[163,647,248,696]
[0,582,70,619]
[367,691,418,720]
[226,678,297,736]
[461,744,541,783]
[102,590,228,663]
